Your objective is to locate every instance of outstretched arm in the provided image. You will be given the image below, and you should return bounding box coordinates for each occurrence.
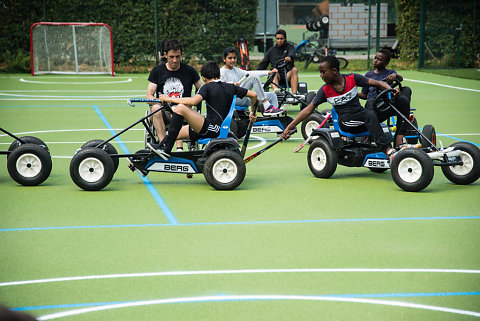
[159,93,203,106]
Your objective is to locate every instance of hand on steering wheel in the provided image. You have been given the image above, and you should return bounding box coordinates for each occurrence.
[373,88,397,114]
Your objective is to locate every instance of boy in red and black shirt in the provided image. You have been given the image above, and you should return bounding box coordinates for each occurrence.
[282,56,398,156]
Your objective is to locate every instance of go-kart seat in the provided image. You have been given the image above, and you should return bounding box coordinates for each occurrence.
[197,96,237,145]
[331,107,370,138]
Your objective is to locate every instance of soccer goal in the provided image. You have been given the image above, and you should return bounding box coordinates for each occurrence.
[30,22,114,76]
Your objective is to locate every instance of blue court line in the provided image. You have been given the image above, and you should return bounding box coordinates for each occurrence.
[12,291,480,311]
[437,133,480,147]
[92,105,178,225]
[1,216,479,232]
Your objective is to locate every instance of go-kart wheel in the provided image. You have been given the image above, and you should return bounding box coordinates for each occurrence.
[81,139,119,173]
[390,148,434,192]
[307,138,337,178]
[203,150,246,190]
[420,124,436,148]
[441,142,480,185]
[7,143,52,186]
[70,147,115,191]
[8,136,50,154]
[405,117,419,144]
[301,112,328,140]
[301,91,316,110]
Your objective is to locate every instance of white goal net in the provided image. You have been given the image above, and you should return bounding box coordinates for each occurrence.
[30,22,114,76]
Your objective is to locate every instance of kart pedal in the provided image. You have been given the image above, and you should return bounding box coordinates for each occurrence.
[127,158,147,177]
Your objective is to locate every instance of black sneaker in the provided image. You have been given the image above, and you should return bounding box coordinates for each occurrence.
[147,142,170,160]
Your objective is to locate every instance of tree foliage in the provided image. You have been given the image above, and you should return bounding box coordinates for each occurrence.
[395,0,479,67]
[0,0,258,71]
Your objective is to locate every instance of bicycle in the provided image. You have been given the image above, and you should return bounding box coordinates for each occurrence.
[295,34,348,69]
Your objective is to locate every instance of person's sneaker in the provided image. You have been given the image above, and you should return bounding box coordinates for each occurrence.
[263,105,285,116]
[273,88,282,94]
[147,142,170,160]
[126,157,148,177]
[176,146,184,152]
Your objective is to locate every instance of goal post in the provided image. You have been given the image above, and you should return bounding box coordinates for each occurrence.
[30,22,114,76]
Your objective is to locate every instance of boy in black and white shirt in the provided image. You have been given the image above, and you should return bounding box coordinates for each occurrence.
[148,62,258,160]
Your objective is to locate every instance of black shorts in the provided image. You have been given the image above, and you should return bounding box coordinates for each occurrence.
[188,118,221,141]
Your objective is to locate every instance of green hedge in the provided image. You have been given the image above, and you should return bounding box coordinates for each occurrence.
[0,0,258,72]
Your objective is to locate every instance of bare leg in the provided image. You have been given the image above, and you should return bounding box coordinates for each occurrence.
[151,104,165,142]
[287,67,299,93]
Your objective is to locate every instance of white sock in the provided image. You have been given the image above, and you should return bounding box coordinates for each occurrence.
[262,101,270,109]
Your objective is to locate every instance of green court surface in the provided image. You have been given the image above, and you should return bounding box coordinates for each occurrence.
[0,71,479,320]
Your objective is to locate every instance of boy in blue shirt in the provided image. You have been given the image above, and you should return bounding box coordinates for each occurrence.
[358,49,412,147]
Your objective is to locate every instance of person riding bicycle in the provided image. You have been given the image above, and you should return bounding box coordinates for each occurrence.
[147,62,258,160]
[257,29,299,94]
[282,56,399,158]
[358,49,412,147]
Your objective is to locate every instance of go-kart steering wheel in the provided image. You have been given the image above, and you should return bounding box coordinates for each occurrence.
[385,77,403,90]
[263,71,277,91]
[373,88,396,113]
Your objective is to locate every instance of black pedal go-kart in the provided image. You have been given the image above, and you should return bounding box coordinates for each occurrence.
[0,127,52,186]
[265,60,316,111]
[69,97,285,191]
[305,89,480,192]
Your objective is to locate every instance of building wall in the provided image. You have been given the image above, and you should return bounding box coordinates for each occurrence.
[328,3,388,40]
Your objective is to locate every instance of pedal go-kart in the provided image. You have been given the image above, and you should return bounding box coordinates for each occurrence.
[69,97,282,191]
[0,127,52,186]
[267,60,316,111]
[304,89,480,192]
[299,78,429,143]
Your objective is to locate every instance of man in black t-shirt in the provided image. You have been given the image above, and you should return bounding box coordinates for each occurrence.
[257,29,299,94]
[147,62,258,160]
[147,39,203,150]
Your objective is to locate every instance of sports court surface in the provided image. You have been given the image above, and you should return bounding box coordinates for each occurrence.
[1,70,479,320]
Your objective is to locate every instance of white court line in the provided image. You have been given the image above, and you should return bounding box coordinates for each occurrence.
[0,93,142,98]
[300,75,480,92]
[36,295,480,320]
[403,78,480,92]
[1,90,145,93]
[19,78,133,84]
[2,268,479,287]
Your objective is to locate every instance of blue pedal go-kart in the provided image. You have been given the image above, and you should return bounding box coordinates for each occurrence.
[69,97,281,191]
[305,88,480,192]
[0,127,52,186]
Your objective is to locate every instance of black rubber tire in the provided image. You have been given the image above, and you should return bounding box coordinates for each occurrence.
[307,139,337,178]
[405,117,419,144]
[301,112,328,140]
[8,136,50,154]
[319,14,329,27]
[337,57,349,69]
[300,91,316,110]
[70,147,115,191]
[81,139,119,173]
[203,150,246,190]
[420,124,436,149]
[390,148,434,192]
[7,143,52,186]
[441,142,480,185]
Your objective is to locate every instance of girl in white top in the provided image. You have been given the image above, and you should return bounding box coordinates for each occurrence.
[220,47,284,116]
